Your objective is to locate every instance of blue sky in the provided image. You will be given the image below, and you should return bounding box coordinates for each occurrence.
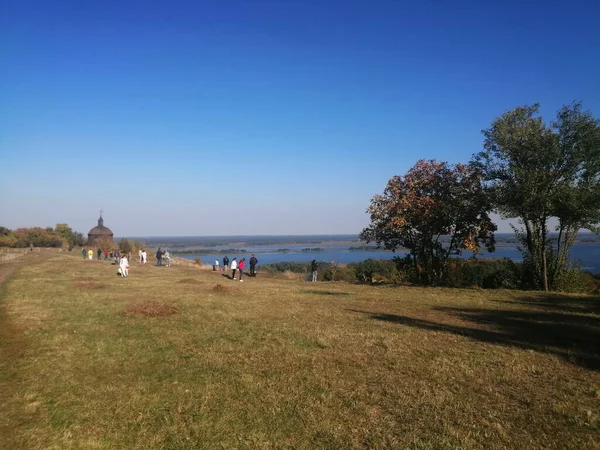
[1,0,599,236]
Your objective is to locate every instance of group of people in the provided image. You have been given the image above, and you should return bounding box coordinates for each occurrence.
[215,254,259,282]
[138,248,148,264]
[155,248,172,267]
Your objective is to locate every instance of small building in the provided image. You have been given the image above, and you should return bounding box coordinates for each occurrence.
[87,215,114,247]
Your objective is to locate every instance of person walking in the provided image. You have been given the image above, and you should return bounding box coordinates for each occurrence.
[164,250,172,267]
[222,256,229,272]
[213,259,219,271]
[141,249,147,264]
[311,259,318,282]
[238,258,246,282]
[249,254,258,277]
[97,248,102,260]
[82,248,87,260]
[88,249,94,260]
[119,254,129,277]
[138,248,143,263]
[230,258,238,280]
[156,248,163,266]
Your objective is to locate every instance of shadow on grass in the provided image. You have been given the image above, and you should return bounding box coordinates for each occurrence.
[492,294,600,315]
[301,289,352,296]
[348,294,600,370]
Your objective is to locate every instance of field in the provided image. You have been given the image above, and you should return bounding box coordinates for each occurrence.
[1,251,599,449]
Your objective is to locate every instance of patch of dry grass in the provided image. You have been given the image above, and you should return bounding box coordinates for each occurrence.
[75,282,107,290]
[177,278,200,284]
[124,300,179,317]
[213,283,232,292]
[0,252,599,449]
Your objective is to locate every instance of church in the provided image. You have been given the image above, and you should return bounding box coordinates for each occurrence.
[87,213,114,246]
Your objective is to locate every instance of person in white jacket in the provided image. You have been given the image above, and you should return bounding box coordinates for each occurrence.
[141,250,147,264]
[230,258,238,280]
[119,255,129,277]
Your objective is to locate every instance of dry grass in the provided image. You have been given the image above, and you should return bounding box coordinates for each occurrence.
[124,300,179,317]
[213,283,232,292]
[0,252,599,449]
[75,282,107,290]
[177,278,200,284]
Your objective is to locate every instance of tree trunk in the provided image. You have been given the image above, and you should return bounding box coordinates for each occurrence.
[541,219,548,291]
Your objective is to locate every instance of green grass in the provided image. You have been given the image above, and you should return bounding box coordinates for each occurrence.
[1,251,599,449]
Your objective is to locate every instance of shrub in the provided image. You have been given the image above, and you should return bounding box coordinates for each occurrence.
[554,266,597,294]
[321,265,356,283]
[443,259,522,289]
[349,259,406,285]
[262,262,334,274]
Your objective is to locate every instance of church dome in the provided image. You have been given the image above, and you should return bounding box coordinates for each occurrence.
[88,215,114,245]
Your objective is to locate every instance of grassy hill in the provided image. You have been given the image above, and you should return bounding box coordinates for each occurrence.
[1,251,599,449]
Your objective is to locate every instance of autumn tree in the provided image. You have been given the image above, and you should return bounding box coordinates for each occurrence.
[94,236,115,253]
[119,238,132,254]
[473,102,600,291]
[360,159,496,285]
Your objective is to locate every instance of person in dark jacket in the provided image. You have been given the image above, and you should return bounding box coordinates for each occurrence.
[311,259,318,282]
[249,254,258,277]
[222,256,229,272]
[156,248,163,266]
[97,248,102,260]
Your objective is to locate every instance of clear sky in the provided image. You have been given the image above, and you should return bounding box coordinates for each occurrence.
[1,0,599,236]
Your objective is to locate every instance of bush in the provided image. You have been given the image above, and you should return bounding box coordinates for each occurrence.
[261,262,334,274]
[554,266,597,294]
[349,259,407,285]
[321,265,356,283]
[443,259,522,289]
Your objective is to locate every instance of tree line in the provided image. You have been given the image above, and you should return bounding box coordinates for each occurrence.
[0,224,86,249]
[360,102,600,291]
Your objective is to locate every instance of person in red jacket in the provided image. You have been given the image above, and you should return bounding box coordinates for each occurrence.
[238,258,246,282]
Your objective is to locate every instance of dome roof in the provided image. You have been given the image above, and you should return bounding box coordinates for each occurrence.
[88,216,113,237]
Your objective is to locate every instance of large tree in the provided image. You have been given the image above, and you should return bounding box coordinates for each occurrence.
[473,102,600,291]
[360,159,496,285]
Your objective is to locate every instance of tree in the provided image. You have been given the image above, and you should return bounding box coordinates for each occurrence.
[54,223,87,249]
[95,237,115,253]
[360,159,496,285]
[119,238,132,254]
[473,102,600,291]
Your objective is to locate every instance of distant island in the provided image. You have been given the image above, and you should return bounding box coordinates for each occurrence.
[349,245,387,251]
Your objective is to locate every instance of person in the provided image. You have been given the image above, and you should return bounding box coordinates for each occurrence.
[238,258,246,282]
[164,250,172,267]
[249,254,258,277]
[311,259,318,282]
[114,249,120,265]
[104,251,108,260]
[156,248,163,266]
[138,248,143,263]
[141,249,147,264]
[230,257,238,280]
[222,256,229,272]
[88,249,94,260]
[97,248,102,260]
[213,259,219,271]
[119,254,129,277]
[82,248,87,260]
